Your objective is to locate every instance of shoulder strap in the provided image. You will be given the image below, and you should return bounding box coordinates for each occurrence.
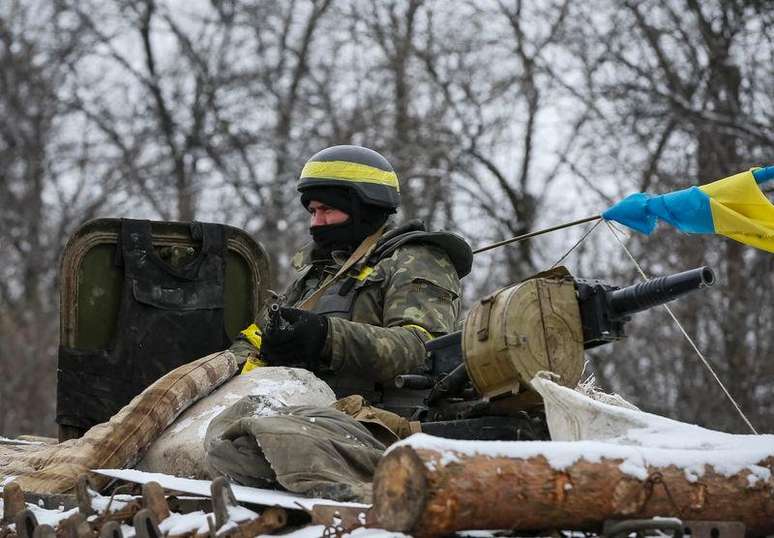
[297,226,385,311]
[370,230,474,278]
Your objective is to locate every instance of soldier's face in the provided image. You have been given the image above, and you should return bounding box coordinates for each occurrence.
[308,200,350,227]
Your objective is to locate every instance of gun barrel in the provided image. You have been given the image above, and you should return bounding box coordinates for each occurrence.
[427,363,470,405]
[607,266,715,319]
[267,303,281,333]
[394,374,435,390]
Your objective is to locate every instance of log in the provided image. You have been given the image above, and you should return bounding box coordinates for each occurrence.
[373,445,774,537]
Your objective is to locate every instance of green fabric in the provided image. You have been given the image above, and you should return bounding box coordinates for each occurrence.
[205,396,385,503]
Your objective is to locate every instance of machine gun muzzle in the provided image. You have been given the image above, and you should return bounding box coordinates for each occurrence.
[579,265,715,348]
[607,266,715,320]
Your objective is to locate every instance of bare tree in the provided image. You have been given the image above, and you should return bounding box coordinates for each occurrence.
[564,0,774,432]
[0,0,107,436]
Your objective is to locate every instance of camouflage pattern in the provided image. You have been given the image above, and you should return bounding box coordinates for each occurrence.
[281,238,462,383]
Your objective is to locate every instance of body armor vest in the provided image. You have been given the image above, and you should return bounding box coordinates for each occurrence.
[57,219,231,432]
[307,222,473,417]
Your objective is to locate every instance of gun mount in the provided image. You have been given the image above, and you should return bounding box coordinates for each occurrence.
[406,266,715,440]
[578,266,715,348]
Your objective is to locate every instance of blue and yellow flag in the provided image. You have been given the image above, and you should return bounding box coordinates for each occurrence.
[603,166,774,252]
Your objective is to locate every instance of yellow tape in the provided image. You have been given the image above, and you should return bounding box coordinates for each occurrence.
[240,323,262,349]
[301,161,400,191]
[403,324,434,341]
[355,266,374,281]
[241,355,267,374]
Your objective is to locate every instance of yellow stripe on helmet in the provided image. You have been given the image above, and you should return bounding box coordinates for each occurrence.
[301,160,400,192]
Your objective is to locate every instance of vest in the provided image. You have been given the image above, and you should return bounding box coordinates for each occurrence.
[57,219,231,431]
[309,220,473,417]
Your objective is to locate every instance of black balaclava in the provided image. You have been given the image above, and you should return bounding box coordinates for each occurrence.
[301,186,391,254]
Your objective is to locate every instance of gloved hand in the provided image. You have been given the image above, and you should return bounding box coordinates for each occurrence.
[261,307,328,371]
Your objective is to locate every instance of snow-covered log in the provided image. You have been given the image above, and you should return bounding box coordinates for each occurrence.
[373,377,774,538]
[373,439,774,537]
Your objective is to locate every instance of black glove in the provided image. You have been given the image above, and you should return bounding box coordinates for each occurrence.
[261,307,328,371]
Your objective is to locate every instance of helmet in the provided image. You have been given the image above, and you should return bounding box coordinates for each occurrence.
[297,145,400,210]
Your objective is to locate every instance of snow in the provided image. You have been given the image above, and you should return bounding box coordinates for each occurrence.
[0,492,263,538]
[195,404,227,439]
[23,504,79,528]
[280,525,328,537]
[158,510,210,535]
[392,424,774,485]
[276,525,410,537]
[387,376,774,486]
[0,436,44,445]
[90,492,134,512]
[136,367,335,478]
[347,529,411,537]
[169,415,196,435]
[0,488,139,532]
[93,468,370,511]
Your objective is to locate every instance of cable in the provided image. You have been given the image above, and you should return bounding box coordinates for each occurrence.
[473,215,601,255]
[604,221,758,434]
[550,218,603,268]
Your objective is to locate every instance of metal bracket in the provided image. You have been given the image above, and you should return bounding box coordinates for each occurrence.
[141,481,170,522]
[211,476,238,530]
[75,474,97,517]
[312,504,373,531]
[603,518,683,538]
[99,521,125,538]
[683,520,746,538]
[14,509,39,538]
[477,294,497,341]
[603,519,746,538]
[133,509,161,538]
[31,524,56,538]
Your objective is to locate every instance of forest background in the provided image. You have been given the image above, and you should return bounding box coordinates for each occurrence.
[1,0,773,437]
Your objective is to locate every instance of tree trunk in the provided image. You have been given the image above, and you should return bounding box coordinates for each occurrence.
[372,446,774,537]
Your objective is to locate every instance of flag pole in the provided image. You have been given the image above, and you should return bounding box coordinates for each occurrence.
[472,215,602,255]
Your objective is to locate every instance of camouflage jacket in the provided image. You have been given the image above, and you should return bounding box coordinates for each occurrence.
[281,220,472,386]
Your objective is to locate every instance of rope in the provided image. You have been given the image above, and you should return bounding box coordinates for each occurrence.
[550,218,603,268]
[604,221,758,434]
[473,215,601,255]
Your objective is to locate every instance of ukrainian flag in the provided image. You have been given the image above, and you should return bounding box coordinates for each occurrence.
[603,166,774,252]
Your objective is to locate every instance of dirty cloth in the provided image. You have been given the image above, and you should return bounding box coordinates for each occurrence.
[137,367,336,478]
[205,397,389,503]
[0,351,238,494]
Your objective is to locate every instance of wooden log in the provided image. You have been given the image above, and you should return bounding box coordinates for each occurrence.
[372,446,774,537]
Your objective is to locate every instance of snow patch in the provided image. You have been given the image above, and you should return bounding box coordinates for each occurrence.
[391,376,774,483]
[393,430,773,482]
[27,504,79,528]
[169,416,196,435]
[158,510,209,535]
[136,367,335,478]
[0,436,44,446]
[93,468,370,511]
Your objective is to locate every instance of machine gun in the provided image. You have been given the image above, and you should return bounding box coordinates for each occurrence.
[396,266,715,441]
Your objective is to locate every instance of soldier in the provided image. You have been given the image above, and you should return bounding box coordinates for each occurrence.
[205,145,472,501]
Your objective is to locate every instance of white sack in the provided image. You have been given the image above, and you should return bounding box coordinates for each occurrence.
[136,367,336,478]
